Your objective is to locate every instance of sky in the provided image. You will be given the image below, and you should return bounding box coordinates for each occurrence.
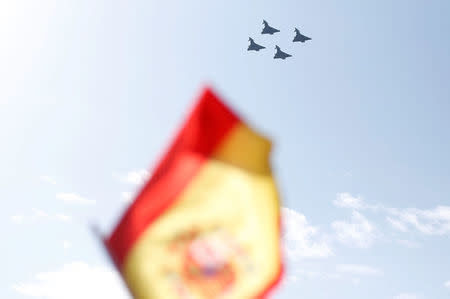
[1,0,450,298]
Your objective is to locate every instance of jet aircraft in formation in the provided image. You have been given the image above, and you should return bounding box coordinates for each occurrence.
[274,45,292,60]
[261,20,280,35]
[293,27,311,43]
[247,37,265,51]
[247,20,311,60]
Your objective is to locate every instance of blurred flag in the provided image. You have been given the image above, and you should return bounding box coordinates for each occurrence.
[103,87,283,299]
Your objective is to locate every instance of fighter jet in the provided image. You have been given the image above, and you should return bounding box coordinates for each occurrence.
[247,37,265,51]
[274,45,292,60]
[261,20,280,35]
[293,27,311,43]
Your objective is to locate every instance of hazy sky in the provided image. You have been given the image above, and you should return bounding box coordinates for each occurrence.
[2,1,450,299]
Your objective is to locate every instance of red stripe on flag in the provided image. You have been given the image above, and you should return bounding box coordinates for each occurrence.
[105,87,240,268]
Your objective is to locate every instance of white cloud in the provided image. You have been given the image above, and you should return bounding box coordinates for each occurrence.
[63,241,71,250]
[11,214,24,224]
[333,192,381,211]
[56,193,95,205]
[388,206,450,235]
[387,217,409,232]
[117,170,149,185]
[332,211,377,248]
[334,194,450,238]
[13,262,131,299]
[40,176,56,185]
[333,193,363,209]
[282,207,333,260]
[445,280,450,289]
[337,264,383,276]
[393,293,420,299]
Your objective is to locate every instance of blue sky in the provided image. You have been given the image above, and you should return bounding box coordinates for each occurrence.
[1,1,450,298]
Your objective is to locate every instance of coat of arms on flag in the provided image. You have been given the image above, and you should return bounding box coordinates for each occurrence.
[103,87,283,299]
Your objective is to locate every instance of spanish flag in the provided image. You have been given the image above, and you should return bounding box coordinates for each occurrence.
[104,87,283,299]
